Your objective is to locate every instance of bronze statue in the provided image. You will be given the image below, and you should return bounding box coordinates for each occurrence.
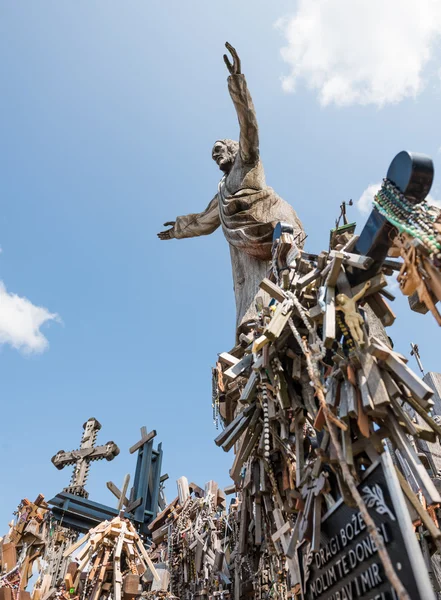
[158,43,304,331]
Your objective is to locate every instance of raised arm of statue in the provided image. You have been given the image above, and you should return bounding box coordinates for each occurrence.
[157,195,221,240]
[224,43,259,165]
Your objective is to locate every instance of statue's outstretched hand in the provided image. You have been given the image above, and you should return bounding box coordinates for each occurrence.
[157,221,176,240]
[224,42,241,75]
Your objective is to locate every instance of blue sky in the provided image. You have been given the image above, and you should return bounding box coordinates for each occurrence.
[1,1,441,527]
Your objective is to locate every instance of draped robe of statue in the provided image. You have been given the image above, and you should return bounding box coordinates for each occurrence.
[172,73,304,331]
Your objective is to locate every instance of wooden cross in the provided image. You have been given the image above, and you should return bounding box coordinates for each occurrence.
[10,494,47,544]
[51,417,120,498]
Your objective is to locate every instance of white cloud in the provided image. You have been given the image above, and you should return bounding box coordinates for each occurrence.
[427,194,441,208]
[357,182,381,214]
[0,282,60,354]
[276,0,441,106]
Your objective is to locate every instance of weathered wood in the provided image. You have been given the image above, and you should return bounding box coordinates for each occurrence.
[2,542,17,570]
[254,497,262,545]
[357,351,389,416]
[395,468,441,545]
[205,480,219,501]
[224,353,253,381]
[356,367,374,412]
[107,482,130,507]
[222,409,257,453]
[117,475,130,512]
[389,395,418,437]
[330,249,373,270]
[134,538,160,582]
[366,292,396,327]
[229,422,263,484]
[239,493,249,555]
[325,252,344,287]
[369,338,434,405]
[218,352,240,367]
[400,391,441,439]
[177,477,190,505]
[311,495,323,552]
[308,303,324,321]
[336,267,353,296]
[345,379,358,418]
[64,562,78,591]
[240,371,258,403]
[129,430,156,455]
[147,497,179,532]
[351,272,388,298]
[214,403,255,447]
[252,334,269,353]
[189,482,204,498]
[294,415,305,488]
[296,268,322,290]
[285,516,301,559]
[382,370,402,399]
[0,589,13,600]
[271,521,291,543]
[259,278,286,303]
[265,299,293,341]
[388,410,441,505]
[123,574,140,600]
[325,376,338,407]
[323,286,336,348]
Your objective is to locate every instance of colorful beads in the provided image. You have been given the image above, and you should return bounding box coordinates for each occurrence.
[373,179,441,254]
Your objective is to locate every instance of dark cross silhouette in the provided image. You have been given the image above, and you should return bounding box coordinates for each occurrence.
[410,342,425,376]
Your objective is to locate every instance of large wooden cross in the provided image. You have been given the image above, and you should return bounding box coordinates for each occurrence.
[51,417,119,498]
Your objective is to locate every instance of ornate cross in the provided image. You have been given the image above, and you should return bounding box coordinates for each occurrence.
[51,417,119,498]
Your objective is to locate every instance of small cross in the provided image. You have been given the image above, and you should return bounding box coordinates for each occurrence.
[410,342,425,376]
[51,417,120,498]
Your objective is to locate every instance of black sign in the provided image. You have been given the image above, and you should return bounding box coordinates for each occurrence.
[297,453,434,600]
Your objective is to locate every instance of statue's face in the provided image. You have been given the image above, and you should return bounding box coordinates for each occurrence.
[212,142,233,173]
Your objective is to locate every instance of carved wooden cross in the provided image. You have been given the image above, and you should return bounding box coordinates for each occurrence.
[10,494,47,545]
[51,417,120,498]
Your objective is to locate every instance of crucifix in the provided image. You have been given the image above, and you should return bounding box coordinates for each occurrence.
[51,417,120,498]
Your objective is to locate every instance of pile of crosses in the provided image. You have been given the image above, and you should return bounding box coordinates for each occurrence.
[61,513,162,600]
[212,152,441,600]
[147,477,231,600]
[0,495,49,600]
[0,421,168,600]
[3,150,441,600]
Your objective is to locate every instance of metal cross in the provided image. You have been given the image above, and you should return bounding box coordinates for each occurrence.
[106,425,165,534]
[410,342,425,376]
[51,417,120,498]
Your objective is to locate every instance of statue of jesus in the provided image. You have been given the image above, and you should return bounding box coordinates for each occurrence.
[158,43,304,332]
